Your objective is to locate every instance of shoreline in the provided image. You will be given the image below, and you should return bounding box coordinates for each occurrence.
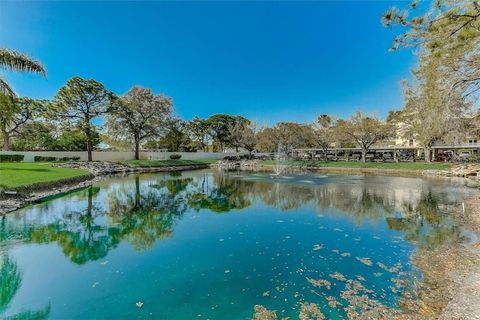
[255,163,480,180]
[0,162,210,215]
[3,162,479,215]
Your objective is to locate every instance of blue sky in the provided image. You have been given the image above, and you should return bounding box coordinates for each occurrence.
[0,1,415,125]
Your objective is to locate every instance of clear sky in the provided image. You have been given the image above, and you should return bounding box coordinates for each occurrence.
[0,1,415,125]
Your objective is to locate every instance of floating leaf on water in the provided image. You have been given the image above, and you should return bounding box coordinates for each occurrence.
[262,290,270,297]
[333,228,343,232]
[92,282,99,288]
[329,272,347,281]
[341,252,351,257]
[225,270,230,273]
[136,301,144,308]
[377,262,399,273]
[356,257,373,266]
[374,272,383,277]
[331,249,340,254]
[312,244,324,251]
[355,275,365,282]
[325,296,342,308]
[100,260,108,265]
[306,277,331,289]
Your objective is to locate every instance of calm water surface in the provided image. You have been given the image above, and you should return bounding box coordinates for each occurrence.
[0,170,477,319]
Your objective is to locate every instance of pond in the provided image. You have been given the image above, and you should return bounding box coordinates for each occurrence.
[0,170,477,319]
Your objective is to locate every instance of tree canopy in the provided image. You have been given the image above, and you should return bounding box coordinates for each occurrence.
[105,86,172,159]
[53,77,115,161]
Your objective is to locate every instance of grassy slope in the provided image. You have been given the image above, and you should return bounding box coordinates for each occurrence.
[0,162,90,189]
[258,160,451,171]
[122,159,218,167]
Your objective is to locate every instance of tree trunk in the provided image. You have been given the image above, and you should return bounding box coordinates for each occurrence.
[86,138,93,162]
[87,187,93,216]
[361,149,367,163]
[135,176,140,209]
[424,146,432,163]
[85,117,93,162]
[2,133,11,151]
[134,137,140,160]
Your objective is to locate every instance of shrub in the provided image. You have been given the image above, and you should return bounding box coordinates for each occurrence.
[34,156,57,162]
[169,154,182,160]
[222,155,240,161]
[61,157,81,161]
[0,154,24,162]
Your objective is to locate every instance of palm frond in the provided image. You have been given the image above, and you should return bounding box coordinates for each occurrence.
[0,48,46,76]
[0,76,15,96]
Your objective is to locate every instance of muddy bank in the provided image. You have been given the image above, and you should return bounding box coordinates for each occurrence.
[435,194,480,320]
[0,162,210,214]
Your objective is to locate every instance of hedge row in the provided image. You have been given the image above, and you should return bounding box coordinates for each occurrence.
[0,154,24,162]
[34,156,81,162]
[169,154,182,160]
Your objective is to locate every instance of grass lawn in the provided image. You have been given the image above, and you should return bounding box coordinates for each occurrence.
[258,160,451,171]
[122,159,218,167]
[0,162,91,189]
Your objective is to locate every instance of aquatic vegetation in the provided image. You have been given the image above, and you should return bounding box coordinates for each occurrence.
[298,302,325,320]
[329,272,347,281]
[325,295,341,308]
[253,305,277,320]
[377,262,400,273]
[355,275,366,282]
[356,257,373,266]
[306,278,331,290]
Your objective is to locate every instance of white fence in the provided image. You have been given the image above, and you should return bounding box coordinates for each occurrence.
[0,151,249,162]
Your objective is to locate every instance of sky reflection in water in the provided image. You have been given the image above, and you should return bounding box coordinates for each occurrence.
[0,170,476,319]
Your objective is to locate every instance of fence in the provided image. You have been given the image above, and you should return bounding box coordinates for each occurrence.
[0,151,248,162]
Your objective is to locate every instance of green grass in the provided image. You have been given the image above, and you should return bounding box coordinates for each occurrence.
[258,160,451,171]
[0,162,91,189]
[122,159,218,167]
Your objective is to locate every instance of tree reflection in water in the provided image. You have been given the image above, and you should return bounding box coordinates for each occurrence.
[0,172,468,265]
[0,255,50,320]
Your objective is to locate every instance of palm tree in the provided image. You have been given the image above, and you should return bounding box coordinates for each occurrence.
[0,48,46,95]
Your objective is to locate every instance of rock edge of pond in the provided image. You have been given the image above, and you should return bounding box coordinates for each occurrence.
[0,161,209,214]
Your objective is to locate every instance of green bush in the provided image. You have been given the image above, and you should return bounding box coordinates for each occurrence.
[34,156,57,162]
[61,157,81,161]
[169,154,182,160]
[0,154,24,162]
